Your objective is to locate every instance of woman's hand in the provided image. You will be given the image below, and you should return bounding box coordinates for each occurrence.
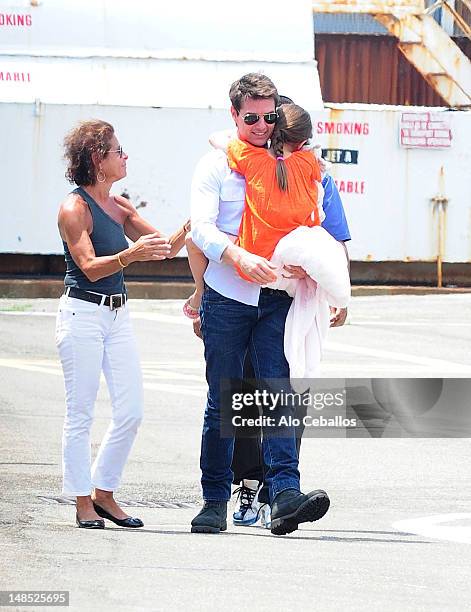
[126,233,171,263]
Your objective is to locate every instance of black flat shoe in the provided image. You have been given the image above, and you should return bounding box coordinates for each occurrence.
[75,513,105,529]
[92,502,144,528]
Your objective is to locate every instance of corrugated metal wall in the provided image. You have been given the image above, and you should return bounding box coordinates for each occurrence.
[314,13,389,34]
[315,34,471,106]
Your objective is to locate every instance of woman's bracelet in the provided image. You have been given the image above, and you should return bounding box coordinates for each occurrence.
[117,252,128,268]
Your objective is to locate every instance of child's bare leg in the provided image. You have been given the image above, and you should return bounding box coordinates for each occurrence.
[184,235,208,316]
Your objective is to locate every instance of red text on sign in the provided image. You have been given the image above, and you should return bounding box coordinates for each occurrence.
[317,122,370,136]
[0,71,31,82]
[0,14,32,27]
[334,180,366,195]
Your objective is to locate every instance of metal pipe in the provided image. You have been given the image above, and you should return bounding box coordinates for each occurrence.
[431,167,449,288]
[437,201,444,287]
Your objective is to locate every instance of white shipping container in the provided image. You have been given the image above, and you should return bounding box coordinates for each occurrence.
[0,0,322,108]
[315,104,471,264]
[0,0,316,61]
[1,102,470,262]
[1,0,470,263]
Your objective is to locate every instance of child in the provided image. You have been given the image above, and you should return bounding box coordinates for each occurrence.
[183,103,325,318]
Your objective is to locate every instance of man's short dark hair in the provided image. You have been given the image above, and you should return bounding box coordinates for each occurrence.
[229,73,279,112]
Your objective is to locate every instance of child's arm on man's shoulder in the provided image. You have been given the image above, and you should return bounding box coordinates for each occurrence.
[208,133,258,177]
[208,128,237,151]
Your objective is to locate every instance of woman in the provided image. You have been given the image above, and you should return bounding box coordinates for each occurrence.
[57,119,188,529]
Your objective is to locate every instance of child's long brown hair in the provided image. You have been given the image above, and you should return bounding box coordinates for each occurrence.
[270,104,313,191]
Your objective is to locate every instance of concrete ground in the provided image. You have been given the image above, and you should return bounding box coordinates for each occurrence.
[0,295,470,611]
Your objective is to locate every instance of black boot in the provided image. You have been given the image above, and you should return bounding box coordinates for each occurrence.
[270,489,330,536]
[191,501,227,533]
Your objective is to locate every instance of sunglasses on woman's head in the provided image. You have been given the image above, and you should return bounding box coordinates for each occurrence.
[242,112,278,125]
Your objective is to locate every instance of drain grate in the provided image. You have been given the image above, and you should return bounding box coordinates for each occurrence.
[37,496,198,509]
[0,462,57,466]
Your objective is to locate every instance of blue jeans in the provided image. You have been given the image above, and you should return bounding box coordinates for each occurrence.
[199,285,300,503]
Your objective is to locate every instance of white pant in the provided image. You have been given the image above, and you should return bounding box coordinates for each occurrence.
[55,294,144,496]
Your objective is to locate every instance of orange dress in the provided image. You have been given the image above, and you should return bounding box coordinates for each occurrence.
[227,139,322,281]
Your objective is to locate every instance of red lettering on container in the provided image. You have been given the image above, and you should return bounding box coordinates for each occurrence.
[0,13,32,27]
[0,70,31,83]
[317,121,370,136]
[324,122,335,134]
[335,180,366,195]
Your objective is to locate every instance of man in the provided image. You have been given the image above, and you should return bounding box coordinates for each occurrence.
[230,90,351,526]
[190,73,345,536]
[232,164,351,528]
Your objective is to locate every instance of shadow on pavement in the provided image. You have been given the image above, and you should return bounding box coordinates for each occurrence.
[102,526,431,544]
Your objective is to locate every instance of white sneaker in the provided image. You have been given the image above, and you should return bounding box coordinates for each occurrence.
[232,479,262,526]
[259,503,272,530]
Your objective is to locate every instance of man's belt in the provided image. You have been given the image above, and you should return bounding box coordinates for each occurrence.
[260,288,290,297]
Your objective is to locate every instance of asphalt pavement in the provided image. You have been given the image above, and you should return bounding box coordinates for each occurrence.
[0,295,470,611]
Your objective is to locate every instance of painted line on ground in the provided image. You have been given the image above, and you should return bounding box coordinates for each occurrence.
[325,341,471,374]
[0,311,189,324]
[3,309,471,329]
[352,320,471,327]
[0,358,206,398]
[2,308,470,373]
[3,309,470,327]
[0,311,56,317]
[393,514,471,545]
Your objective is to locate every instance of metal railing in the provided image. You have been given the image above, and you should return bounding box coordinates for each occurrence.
[425,0,471,39]
[313,0,470,35]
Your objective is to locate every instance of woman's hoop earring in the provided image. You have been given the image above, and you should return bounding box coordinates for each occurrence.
[97,169,106,183]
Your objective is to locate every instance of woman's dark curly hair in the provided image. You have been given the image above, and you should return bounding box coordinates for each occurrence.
[63,119,114,186]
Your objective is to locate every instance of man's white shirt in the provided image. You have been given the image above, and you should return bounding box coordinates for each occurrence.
[191,149,262,306]
[190,148,340,307]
